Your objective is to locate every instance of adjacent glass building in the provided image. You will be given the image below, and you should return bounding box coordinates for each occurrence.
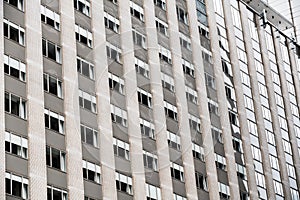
[1,0,300,199]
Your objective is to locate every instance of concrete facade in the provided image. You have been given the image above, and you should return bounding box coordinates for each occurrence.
[2,0,300,199]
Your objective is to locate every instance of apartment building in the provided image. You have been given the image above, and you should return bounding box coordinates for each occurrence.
[1,0,300,199]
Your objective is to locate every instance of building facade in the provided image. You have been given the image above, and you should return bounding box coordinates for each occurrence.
[1,0,300,200]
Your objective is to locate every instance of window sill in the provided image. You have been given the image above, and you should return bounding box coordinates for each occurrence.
[45,127,64,136]
[41,22,60,32]
[43,55,62,65]
[80,106,97,115]
[114,154,130,162]
[82,141,99,150]
[5,193,26,200]
[4,73,26,83]
[5,151,28,161]
[4,36,25,47]
[44,91,63,100]
[83,178,101,186]
[4,1,24,13]
[47,166,67,174]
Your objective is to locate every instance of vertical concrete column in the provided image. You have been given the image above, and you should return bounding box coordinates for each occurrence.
[165,1,199,199]
[25,0,48,199]
[273,30,300,191]
[118,1,146,199]
[60,1,84,199]
[143,1,173,199]
[0,1,5,200]
[256,16,287,199]
[287,41,300,189]
[187,1,223,199]
[239,3,291,199]
[205,1,243,199]
[91,1,117,199]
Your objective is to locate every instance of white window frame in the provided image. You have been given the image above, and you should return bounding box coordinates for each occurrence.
[41,5,60,30]
[182,59,195,77]
[130,1,144,21]
[115,172,133,195]
[42,38,61,63]
[80,124,98,148]
[74,0,90,17]
[137,88,152,108]
[167,131,181,151]
[186,86,198,104]
[159,45,172,64]
[75,24,93,47]
[135,57,149,78]
[179,32,191,51]
[155,17,168,36]
[4,54,26,81]
[164,101,178,121]
[170,162,185,182]
[6,172,28,199]
[77,56,95,80]
[192,143,204,161]
[4,0,24,11]
[46,146,66,172]
[79,89,97,113]
[47,185,68,200]
[161,72,175,92]
[109,72,125,94]
[140,118,155,139]
[4,19,25,45]
[106,42,122,63]
[143,150,158,171]
[132,29,147,49]
[82,160,101,183]
[113,138,130,160]
[146,183,161,200]
[104,12,120,33]
[44,108,64,134]
[5,91,26,119]
[111,104,128,127]
[5,131,28,159]
[44,73,63,98]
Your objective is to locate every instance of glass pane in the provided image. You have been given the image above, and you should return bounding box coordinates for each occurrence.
[51,148,61,169]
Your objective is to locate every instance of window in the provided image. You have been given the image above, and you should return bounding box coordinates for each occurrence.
[219,182,230,199]
[115,172,133,195]
[179,32,191,50]
[182,59,195,77]
[256,172,265,187]
[75,24,93,47]
[113,138,130,160]
[5,131,28,159]
[189,114,201,133]
[140,118,155,139]
[137,88,152,108]
[106,43,122,63]
[46,146,66,172]
[4,0,24,11]
[44,73,63,98]
[156,18,168,36]
[161,73,174,92]
[236,164,246,179]
[77,57,94,80]
[74,0,90,16]
[195,172,207,191]
[82,160,101,183]
[41,5,60,30]
[42,39,61,63]
[44,109,64,134]
[104,12,120,33]
[205,73,216,89]
[232,137,242,152]
[5,92,26,119]
[146,183,161,200]
[111,104,127,127]
[79,90,97,113]
[229,111,238,126]
[192,143,204,161]
[132,29,147,49]
[186,86,198,104]
[173,193,187,200]
[4,19,25,45]
[167,131,181,150]
[215,154,226,170]
[130,1,144,21]
[269,155,279,170]
[244,95,254,110]
[251,146,262,161]
[170,162,184,182]
[176,7,189,25]
[208,99,219,115]
[202,50,212,63]
[47,186,67,200]
[274,180,283,196]
[154,0,166,10]
[109,72,125,94]
[6,172,28,199]
[143,151,158,171]
[81,124,98,147]
[196,0,208,26]
[212,126,223,143]
[4,54,26,81]
[135,58,150,78]
[164,101,178,121]
[159,45,172,64]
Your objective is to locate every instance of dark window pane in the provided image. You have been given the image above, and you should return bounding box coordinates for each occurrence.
[10,94,20,116]
[4,63,9,74]
[45,114,49,128]
[81,126,85,142]
[12,180,22,197]
[80,35,87,45]
[49,76,58,95]
[82,62,89,77]
[50,116,59,132]
[53,189,62,200]
[42,40,47,56]
[5,93,10,112]
[83,168,87,179]
[85,128,93,145]
[5,141,10,152]
[5,178,11,194]
[46,146,51,166]
[11,143,20,156]
[46,17,55,27]
[10,0,18,7]
[51,148,61,169]
[4,23,8,37]
[88,170,95,181]
[47,42,56,60]
[10,67,19,79]
[84,99,91,111]
[9,26,19,43]
[47,188,52,200]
